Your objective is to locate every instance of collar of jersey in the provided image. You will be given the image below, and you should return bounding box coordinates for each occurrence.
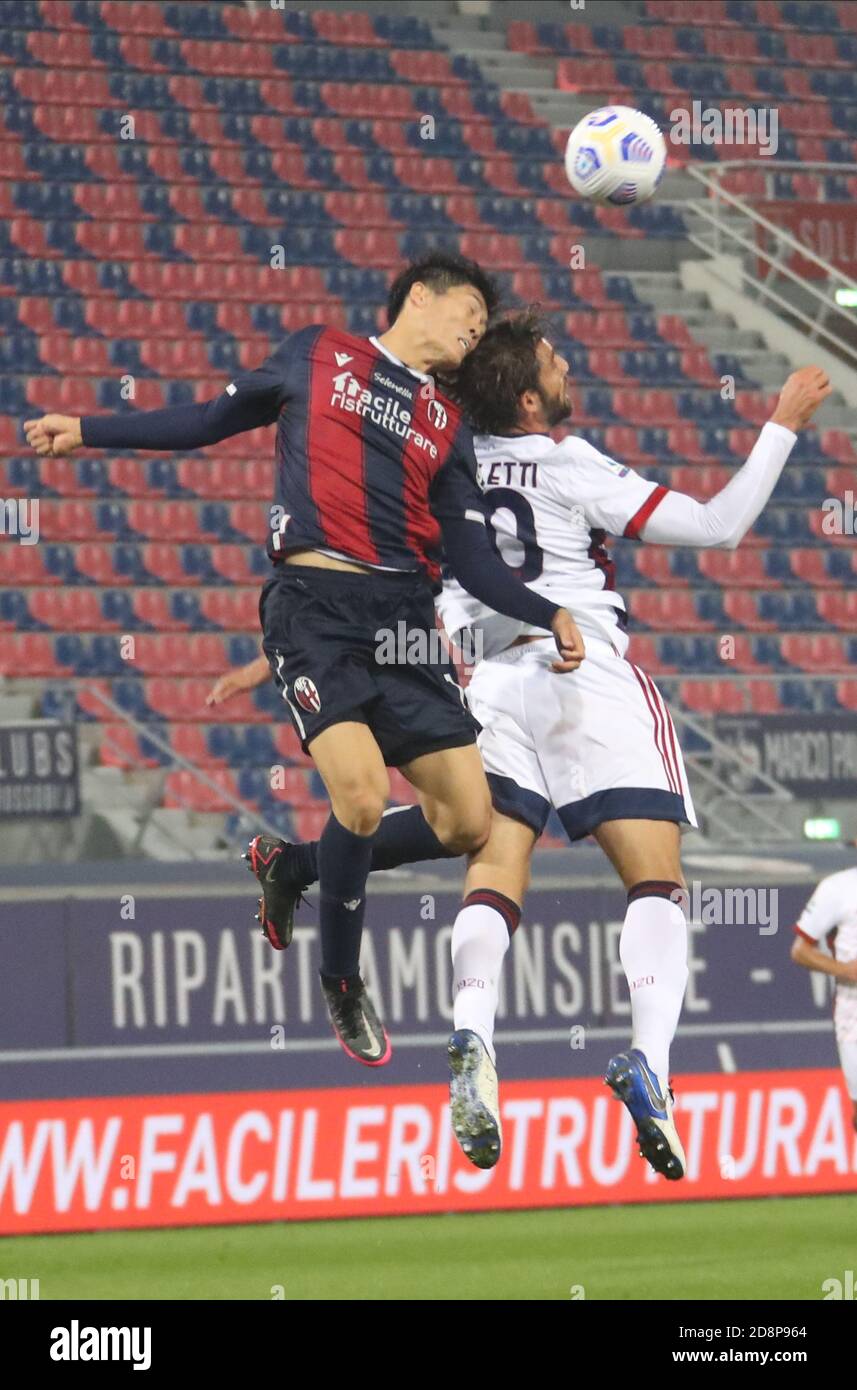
[479,431,553,451]
[368,335,433,384]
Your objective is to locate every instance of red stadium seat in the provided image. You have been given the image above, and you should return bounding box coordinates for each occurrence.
[211,547,258,585]
[269,768,314,807]
[38,500,95,541]
[2,634,65,677]
[293,806,333,841]
[625,634,670,673]
[172,725,214,766]
[272,725,312,767]
[634,550,686,587]
[164,769,240,814]
[630,591,711,631]
[142,544,194,586]
[816,593,857,631]
[75,543,122,585]
[671,465,730,499]
[782,635,847,672]
[748,681,783,715]
[99,726,151,770]
[198,588,261,632]
[724,591,773,632]
[698,551,776,587]
[134,590,187,631]
[790,549,848,588]
[822,431,857,464]
[836,682,857,711]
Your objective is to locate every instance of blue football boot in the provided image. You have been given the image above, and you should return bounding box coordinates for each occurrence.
[604,1047,686,1180]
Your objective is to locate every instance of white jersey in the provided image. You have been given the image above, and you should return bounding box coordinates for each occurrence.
[795,867,857,1044]
[437,431,665,659]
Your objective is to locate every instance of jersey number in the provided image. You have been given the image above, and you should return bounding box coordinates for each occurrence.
[483,488,544,582]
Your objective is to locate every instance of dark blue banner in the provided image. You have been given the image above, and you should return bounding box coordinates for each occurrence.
[0,722,79,817]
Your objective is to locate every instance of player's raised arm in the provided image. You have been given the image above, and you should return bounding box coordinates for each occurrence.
[635,366,831,550]
[432,435,585,672]
[24,340,298,457]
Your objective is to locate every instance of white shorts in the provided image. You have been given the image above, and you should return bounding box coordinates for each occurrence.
[466,634,698,841]
[838,1039,857,1101]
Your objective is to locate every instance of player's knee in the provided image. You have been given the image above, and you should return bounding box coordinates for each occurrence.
[331,784,388,837]
[435,802,491,856]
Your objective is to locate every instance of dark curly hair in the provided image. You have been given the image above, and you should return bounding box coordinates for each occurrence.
[386,249,500,327]
[449,307,549,435]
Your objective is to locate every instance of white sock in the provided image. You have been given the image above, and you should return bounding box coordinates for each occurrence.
[619,891,688,1089]
[451,903,511,1065]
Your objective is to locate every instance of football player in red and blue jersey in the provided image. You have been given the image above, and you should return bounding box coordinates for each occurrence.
[25,252,584,1068]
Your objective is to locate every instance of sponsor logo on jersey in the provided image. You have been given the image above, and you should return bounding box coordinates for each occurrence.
[334,351,353,367]
[600,455,630,477]
[374,371,413,401]
[330,370,439,459]
[293,676,321,714]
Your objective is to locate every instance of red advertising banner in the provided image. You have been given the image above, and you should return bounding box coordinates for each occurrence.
[1,1070,855,1234]
[758,201,857,280]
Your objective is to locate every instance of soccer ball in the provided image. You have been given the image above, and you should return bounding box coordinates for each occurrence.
[564,107,667,206]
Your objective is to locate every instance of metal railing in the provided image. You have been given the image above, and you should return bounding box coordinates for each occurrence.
[81,682,283,858]
[682,161,857,371]
[74,679,803,849]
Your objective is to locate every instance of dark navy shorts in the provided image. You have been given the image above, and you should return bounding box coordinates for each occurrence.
[259,565,479,766]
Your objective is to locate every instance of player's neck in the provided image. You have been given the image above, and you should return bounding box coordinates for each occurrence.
[507,421,550,437]
[375,326,437,378]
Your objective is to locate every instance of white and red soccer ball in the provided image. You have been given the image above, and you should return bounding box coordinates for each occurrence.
[564,106,667,206]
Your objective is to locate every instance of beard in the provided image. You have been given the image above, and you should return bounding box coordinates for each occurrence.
[539,385,572,428]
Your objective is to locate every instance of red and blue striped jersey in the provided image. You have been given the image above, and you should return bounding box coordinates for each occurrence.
[80,324,561,632]
[230,325,484,584]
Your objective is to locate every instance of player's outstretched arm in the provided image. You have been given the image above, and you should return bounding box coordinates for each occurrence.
[24,346,295,457]
[24,414,83,457]
[25,388,280,458]
[205,651,271,707]
[638,366,832,550]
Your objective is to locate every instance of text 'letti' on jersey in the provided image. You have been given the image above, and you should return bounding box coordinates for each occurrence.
[436,430,669,658]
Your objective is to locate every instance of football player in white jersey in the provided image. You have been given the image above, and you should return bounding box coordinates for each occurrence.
[208,313,830,1177]
[435,311,829,1175]
[792,862,857,1131]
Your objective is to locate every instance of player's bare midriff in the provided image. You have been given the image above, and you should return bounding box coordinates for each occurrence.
[284,548,376,574]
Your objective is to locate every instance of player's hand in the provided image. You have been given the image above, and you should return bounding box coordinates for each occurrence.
[840,959,857,984]
[205,655,270,706]
[206,670,251,707]
[770,367,831,433]
[24,414,83,456]
[550,608,585,673]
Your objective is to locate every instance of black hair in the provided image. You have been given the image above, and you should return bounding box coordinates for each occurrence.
[449,307,549,435]
[386,249,500,326]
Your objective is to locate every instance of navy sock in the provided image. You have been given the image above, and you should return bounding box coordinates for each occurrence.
[317,813,373,978]
[369,805,456,870]
[285,805,455,886]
